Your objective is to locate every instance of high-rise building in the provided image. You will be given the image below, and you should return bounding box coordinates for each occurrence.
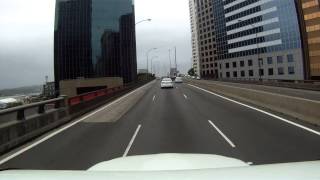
[54,0,137,92]
[211,0,305,80]
[189,0,200,77]
[296,0,320,79]
[188,0,218,78]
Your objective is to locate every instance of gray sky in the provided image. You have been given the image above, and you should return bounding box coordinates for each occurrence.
[0,0,192,89]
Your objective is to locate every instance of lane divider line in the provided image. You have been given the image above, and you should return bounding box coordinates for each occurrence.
[0,81,155,165]
[189,84,320,136]
[183,94,188,99]
[208,120,236,148]
[153,95,156,102]
[123,124,142,157]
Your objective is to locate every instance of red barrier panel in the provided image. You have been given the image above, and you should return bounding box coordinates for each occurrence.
[97,91,106,97]
[83,93,96,101]
[68,86,124,106]
[69,97,81,106]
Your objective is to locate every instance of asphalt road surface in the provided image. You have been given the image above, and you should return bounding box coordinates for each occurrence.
[0,80,319,170]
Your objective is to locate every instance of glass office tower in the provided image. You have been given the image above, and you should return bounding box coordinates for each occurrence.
[212,0,305,80]
[54,0,137,91]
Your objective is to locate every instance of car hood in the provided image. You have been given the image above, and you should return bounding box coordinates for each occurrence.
[89,154,248,171]
[1,154,320,180]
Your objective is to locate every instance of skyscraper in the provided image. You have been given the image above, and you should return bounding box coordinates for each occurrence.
[296,0,320,79]
[54,0,137,92]
[212,0,305,80]
[188,0,217,78]
[189,0,200,77]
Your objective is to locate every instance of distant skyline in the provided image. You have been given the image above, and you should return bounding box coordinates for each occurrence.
[0,0,192,89]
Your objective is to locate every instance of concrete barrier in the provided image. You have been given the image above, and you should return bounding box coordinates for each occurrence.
[187,80,320,126]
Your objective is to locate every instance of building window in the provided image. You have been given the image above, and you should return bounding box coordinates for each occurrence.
[288,66,295,74]
[226,72,230,78]
[248,59,253,66]
[278,67,284,75]
[233,71,237,77]
[259,69,264,76]
[249,70,254,77]
[232,62,237,68]
[258,58,263,66]
[226,63,229,69]
[240,61,244,67]
[268,68,274,75]
[219,64,222,69]
[277,56,283,64]
[267,57,273,65]
[241,71,245,77]
[287,54,294,63]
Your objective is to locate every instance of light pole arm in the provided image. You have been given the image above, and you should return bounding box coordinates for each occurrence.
[135,19,152,25]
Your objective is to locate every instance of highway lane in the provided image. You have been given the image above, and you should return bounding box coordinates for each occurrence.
[0,80,319,170]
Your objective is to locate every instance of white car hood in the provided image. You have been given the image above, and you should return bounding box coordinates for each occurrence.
[1,154,320,180]
[89,154,248,171]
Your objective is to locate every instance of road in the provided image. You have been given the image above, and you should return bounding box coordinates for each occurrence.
[0,80,319,170]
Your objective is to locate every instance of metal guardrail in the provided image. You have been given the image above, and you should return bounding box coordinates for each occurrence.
[0,96,67,121]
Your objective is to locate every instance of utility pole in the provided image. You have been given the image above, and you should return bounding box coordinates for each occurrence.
[174,46,177,70]
[169,49,172,71]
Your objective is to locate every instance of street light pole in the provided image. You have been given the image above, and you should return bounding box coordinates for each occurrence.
[146,48,157,73]
[135,19,152,25]
[150,56,158,74]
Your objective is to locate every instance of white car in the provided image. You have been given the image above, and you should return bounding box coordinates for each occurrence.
[161,78,174,88]
[175,77,183,83]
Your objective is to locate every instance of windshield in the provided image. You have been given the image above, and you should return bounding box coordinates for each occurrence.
[0,0,320,178]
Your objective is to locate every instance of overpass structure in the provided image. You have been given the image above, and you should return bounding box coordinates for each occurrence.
[0,79,319,170]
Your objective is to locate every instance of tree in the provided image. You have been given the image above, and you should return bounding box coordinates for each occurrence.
[188,68,195,76]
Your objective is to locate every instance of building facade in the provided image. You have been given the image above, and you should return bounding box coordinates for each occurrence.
[54,0,137,92]
[189,0,218,78]
[189,0,201,77]
[297,0,320,79]
[211,0,305,80]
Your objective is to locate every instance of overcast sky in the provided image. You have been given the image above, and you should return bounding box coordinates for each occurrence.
[0,0,192,89]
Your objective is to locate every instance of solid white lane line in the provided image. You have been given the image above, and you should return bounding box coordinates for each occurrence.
[123,125,142,157]
[189,84,320,136]
[153,95,156,102]
[0,81,155,165]
[183,94,188,99]
[208,120,236,148]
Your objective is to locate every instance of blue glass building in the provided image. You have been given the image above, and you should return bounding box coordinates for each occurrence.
[212,0,306,80]
[54,0,137,92]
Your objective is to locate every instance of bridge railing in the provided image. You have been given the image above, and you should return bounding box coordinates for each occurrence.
[0,96,67,122]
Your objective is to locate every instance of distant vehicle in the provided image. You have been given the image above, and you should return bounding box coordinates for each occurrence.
[191,76,196,79]
[196,77,201,80]
[161,78,174,88]
[175,77,183,83]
